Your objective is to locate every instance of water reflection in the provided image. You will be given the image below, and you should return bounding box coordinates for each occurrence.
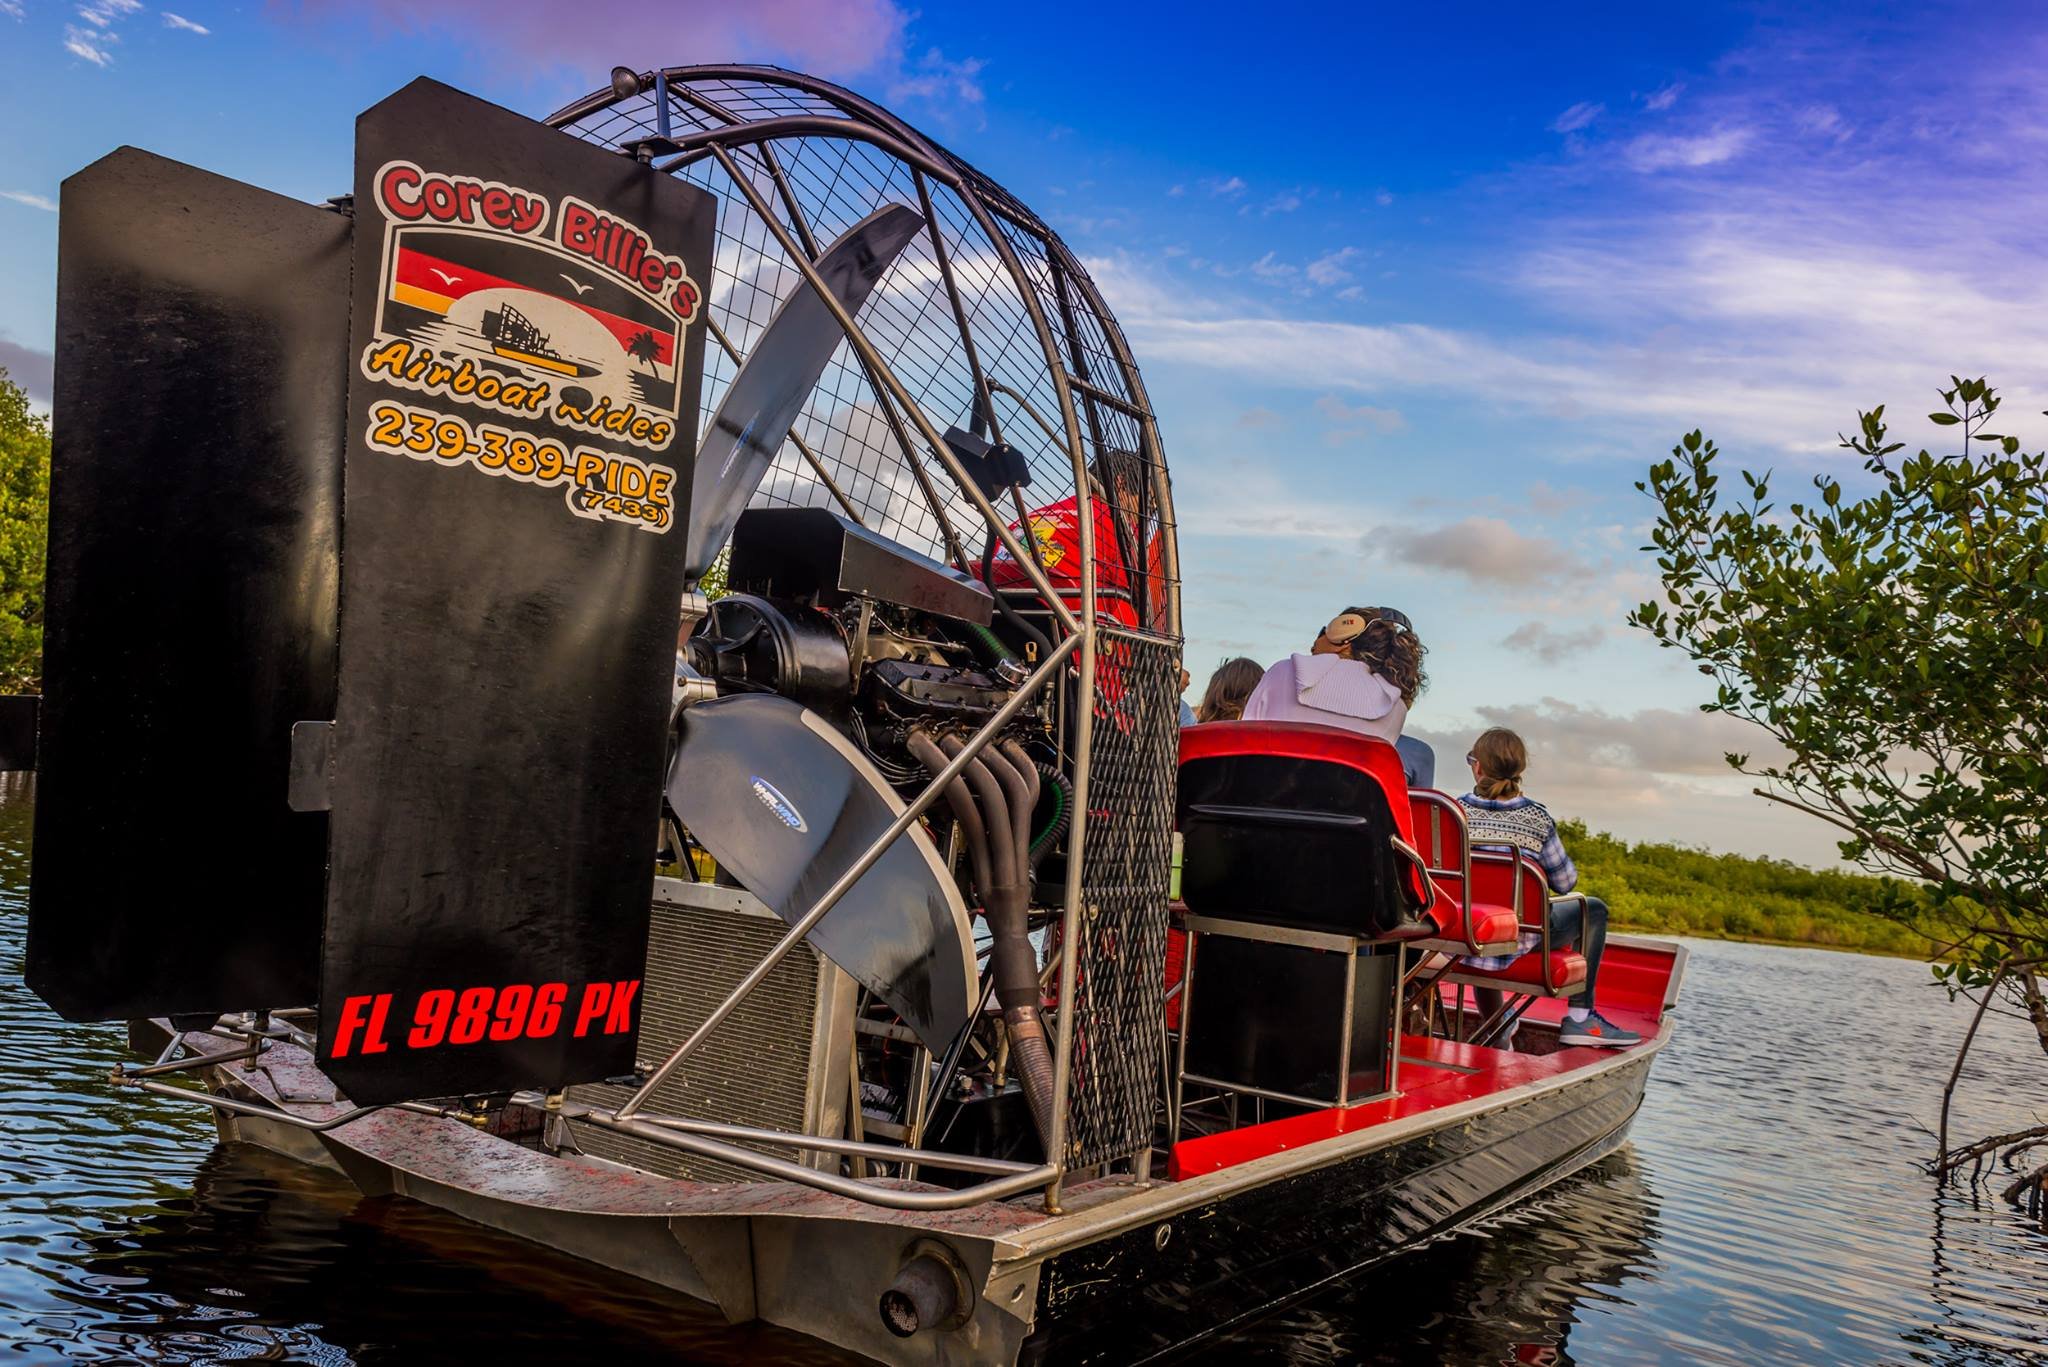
[4,775,2048,1364]
[1187,1153,1661,1366]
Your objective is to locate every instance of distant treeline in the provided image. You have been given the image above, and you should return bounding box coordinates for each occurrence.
[1560,819,1945,958]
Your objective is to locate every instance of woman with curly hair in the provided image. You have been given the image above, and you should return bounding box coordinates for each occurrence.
[1239,607,1436,786]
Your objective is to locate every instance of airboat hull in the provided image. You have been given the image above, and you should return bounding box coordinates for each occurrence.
[140,943,1678,1367]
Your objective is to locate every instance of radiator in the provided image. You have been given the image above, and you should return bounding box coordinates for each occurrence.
[567,877,854,1182]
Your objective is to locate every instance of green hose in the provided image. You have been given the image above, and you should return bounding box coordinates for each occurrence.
[970,621,1019,663]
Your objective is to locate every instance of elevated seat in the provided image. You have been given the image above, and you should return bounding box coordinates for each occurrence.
[1407,790,1522,957]
[1438,850,1587,999]
[1176,721,1435,940]
[1447,947,1587,994]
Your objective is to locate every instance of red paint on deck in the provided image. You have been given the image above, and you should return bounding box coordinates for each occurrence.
[1168,940,1679,1180]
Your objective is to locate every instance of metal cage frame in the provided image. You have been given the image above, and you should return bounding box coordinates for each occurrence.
[541,65,1184,1208]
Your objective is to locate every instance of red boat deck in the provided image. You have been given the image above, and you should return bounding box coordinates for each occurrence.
[1167,938,1680,1180]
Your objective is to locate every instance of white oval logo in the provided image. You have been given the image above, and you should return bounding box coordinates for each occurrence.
[750,776,807,833]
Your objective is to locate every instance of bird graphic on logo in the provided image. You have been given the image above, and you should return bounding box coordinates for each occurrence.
[559,273,594,296]
[429,268,461,286]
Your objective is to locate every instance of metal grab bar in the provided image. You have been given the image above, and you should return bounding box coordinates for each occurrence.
[581,1109,1058,1211]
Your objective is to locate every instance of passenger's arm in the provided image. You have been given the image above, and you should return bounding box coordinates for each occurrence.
[1540,828,1578,895]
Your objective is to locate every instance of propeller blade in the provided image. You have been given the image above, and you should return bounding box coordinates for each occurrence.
[685,202,928,581]
[667,693,977,1054]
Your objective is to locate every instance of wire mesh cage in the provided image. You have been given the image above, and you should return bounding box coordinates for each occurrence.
[548,65,1183,1172]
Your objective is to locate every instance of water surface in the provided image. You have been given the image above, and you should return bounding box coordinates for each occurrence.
[2,776,2044,1364]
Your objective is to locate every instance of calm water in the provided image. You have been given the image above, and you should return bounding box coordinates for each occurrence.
[2,775,2045,1365]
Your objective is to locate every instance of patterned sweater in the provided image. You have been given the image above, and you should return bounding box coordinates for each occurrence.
[1457,793,1577,969]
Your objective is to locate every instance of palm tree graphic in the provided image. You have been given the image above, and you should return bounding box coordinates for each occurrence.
[626,329,661,373]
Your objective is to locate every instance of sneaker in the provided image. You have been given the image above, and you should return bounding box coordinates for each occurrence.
[1557,1011,1641,1048]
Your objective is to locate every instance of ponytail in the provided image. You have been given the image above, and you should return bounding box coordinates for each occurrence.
[1470,727,1526,800]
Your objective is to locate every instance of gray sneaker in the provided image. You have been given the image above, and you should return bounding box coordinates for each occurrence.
[1558,1010,1641,1048]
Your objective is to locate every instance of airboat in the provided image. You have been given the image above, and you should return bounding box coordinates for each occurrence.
[6,65,1687,1365]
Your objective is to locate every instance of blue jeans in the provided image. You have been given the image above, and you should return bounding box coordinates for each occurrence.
[1547,894,1609,1010]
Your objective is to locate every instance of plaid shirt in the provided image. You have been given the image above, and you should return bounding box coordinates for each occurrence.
[1457,794,1575,969]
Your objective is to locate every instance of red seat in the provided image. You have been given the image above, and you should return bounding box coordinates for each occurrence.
[1437,851,1584,997]
[1405,791,1522,956]
[1422,878,1520,953]
[1446,948,1587,994]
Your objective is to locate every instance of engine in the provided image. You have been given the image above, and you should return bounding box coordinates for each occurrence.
[670,505,1071,1168]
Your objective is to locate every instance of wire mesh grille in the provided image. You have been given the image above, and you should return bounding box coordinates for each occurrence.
[547,67,1182,1174]
[1065,629,1180,1168]
[547,68,1177,636]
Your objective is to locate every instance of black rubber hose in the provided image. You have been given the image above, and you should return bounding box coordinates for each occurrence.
[939,735,1057,1149]
[981,530,1056,663]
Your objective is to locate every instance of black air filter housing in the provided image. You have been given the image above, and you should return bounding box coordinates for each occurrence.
[729,507,993,625]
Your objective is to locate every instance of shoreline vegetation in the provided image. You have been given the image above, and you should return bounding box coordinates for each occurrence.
[1561,818,1943,960]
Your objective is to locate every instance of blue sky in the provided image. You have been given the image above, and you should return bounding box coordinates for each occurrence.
[3,0,2042,865]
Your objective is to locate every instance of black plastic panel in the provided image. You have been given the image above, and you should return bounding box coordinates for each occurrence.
[0,695,37,772]
[729,507,993,624]
[1178,752,1429,940]
[27,148,346,1021]
[317,80,714,1104]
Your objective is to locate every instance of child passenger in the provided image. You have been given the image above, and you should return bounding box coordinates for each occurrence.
[1459,727,1640,1049]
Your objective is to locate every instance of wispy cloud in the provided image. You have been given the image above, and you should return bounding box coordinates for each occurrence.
[75,0,141,27]
[1203,175,1247,198]
[1622,126,1751,171]
[1,190,57,212]
[1551,100,1605,134]
[162,11,211,34]
[63,24,114,64]
[1305,246,1360,287]
[1642,82,1684,112]
[0,1,24,20]
[1501,620,1607,664]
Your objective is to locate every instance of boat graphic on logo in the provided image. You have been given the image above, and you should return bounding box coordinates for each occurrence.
[377,226,685,421]
[750,776,808,833]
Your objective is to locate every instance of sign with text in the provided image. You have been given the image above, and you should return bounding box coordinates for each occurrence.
[318,79,714,1105]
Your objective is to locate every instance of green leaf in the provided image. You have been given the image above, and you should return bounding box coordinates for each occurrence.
[1928,413,1961,426]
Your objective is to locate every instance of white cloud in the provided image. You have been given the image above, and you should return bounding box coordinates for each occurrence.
[1248,250,1295,282]
[1262,191,1302,215]
[63,23,114,63]
[1374,190,1394,207]
[76,0,141,26]
[1305,246,1360,287]
[0,1,23,19]
[1623,126,1751,171]
[1,190,57,212]
[885,46,985,117]
[162,11,211,33]
[1204,175,1247,198]
[1551,101,1605,134]
[1642,83,1684,112]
